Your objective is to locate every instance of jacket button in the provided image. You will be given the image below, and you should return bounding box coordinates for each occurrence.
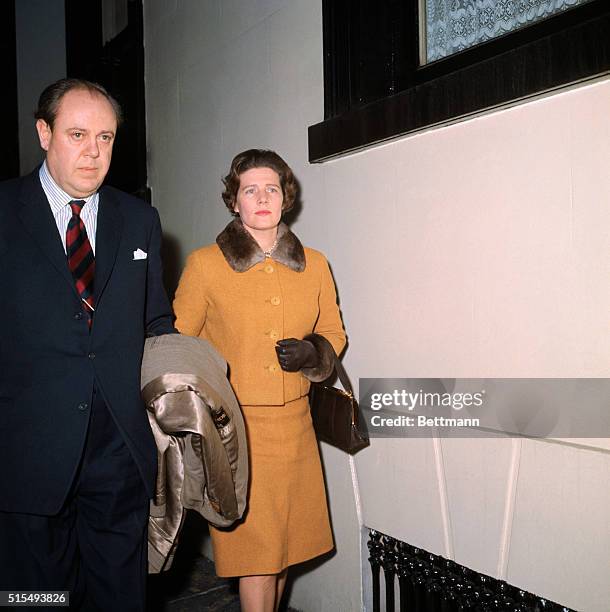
[269,330,279,340]
[264,264,274,274]
[88,352,96,360]
[77,402,88,411]
[270,296,281,306]
[74,312,83,320]
[268,364,279,373]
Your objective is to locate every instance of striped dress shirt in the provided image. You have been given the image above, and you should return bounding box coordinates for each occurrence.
[39,161,99,254]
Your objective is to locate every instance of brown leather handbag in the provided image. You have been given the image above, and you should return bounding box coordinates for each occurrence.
[309,352,369,454]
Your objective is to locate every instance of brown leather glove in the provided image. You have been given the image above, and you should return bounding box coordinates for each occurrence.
[275,338,318,372]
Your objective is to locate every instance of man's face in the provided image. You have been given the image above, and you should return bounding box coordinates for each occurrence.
[36,88,117,198]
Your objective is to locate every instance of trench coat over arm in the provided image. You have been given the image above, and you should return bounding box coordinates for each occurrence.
[172,219,346,406]
[141,333,248,573]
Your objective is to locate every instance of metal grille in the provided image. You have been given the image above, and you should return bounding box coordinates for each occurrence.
[367,530,574,612]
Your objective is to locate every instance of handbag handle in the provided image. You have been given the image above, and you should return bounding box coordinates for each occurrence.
[330,351,354,398]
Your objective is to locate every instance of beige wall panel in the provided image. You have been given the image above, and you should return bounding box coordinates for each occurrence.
[144,0,610,609]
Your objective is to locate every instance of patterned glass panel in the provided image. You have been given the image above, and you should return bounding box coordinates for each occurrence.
[422,0,594,64]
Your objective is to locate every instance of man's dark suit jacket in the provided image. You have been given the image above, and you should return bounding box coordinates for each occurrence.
[0,169,175,515]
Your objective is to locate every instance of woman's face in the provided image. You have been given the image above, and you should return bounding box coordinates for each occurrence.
[234,166,283,236]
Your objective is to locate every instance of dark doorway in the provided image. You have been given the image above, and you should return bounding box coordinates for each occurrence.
[65,0,148,200]
[1,1,19,181]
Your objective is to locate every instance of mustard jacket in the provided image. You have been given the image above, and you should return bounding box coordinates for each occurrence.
[173,219,346,406]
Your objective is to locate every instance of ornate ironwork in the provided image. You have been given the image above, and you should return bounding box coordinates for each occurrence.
[367,530,575,612]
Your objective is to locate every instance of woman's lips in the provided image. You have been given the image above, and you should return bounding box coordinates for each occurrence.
[255,210,272,215]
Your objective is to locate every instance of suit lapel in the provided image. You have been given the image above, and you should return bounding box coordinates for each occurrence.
[17,171,78,294]
[94,187,123,303]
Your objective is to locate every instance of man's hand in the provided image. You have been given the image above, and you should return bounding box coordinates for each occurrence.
[275,338,318,372]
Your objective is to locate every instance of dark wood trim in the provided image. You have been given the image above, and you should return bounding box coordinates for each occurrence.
[1,0,19,180]
[310,1,610,162]
[65,0,148,198]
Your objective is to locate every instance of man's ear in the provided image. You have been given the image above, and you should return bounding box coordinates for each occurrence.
[35,119,51,151]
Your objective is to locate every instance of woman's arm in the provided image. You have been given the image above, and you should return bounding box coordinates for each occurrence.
[312,258,347,355]
[173,250,209,337]
[300,258,347,382]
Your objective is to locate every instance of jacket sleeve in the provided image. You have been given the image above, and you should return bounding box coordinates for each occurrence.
[173,250,209,337]
[301,257,347,382]
[145,207,177,336]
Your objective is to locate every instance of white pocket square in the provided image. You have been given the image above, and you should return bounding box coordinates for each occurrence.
[133,248,148,260]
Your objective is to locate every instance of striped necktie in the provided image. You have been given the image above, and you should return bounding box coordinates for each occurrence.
[66,200,95,326]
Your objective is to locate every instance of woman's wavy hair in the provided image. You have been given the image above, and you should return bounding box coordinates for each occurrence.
[222,149,297,216]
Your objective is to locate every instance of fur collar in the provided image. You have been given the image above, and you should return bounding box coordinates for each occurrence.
[216,218,306,273]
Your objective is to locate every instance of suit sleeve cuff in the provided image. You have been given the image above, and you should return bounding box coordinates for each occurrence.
[301,333,336,382]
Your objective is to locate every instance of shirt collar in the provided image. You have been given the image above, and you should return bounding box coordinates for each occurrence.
[39,160,99,215]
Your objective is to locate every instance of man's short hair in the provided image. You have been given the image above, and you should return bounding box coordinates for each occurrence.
[35,78,123,129]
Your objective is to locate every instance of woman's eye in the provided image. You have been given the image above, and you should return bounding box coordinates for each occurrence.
[72,132,83,139]
[267,187,278,193]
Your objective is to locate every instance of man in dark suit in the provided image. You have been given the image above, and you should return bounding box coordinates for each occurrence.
[0,79,175,610]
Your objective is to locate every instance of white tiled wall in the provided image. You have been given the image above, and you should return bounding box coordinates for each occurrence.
[144,1,610,609]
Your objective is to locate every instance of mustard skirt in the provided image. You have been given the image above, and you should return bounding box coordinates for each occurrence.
[209,397,334,577]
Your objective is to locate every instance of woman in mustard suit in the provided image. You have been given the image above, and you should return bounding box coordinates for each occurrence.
[173,149,346,612]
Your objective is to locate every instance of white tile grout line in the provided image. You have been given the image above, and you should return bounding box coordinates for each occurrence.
[349,454,363,526]
[349,453,366,612]
[433,437,454,560]
[497,437,522,580]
